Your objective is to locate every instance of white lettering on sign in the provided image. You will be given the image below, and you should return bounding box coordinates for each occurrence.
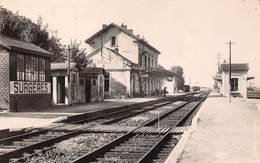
[10,81,51,94]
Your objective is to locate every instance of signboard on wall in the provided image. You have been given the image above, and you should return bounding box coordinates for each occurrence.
[10,81,51,94]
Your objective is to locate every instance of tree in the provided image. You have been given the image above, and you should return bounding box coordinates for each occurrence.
[63,39,93,70]
[0,6,65,62]
[171,66,185,91]
[73,49,93,70]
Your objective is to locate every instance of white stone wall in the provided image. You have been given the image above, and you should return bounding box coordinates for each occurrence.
[109,70,131,97]
[89,27,139,64]
[220,71,248,98]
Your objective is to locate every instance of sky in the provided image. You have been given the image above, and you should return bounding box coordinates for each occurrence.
[1,0,260,87]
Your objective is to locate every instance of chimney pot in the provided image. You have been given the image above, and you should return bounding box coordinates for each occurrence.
[128,29,133,34]
[102,24,107,28]
[121,23,127,30]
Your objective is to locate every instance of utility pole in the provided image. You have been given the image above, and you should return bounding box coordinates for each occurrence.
[67,45,72,105]
[217,52,222,73]
[225,40,235,103]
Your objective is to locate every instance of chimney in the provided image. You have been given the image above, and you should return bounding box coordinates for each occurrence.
[102,24,107,28]
[136,34,140,39]
[121,23,127,30]
[127,29,133,34]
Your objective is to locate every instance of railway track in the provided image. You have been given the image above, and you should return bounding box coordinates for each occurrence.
[71,92,209,163]
[0,93,195,162]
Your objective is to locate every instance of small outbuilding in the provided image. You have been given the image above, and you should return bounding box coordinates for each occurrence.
[216,63,254,98]
[0,35,53,111]
[51,62,108,105]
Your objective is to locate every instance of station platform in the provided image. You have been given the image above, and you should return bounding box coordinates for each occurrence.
[0,96,165,130]
[166,92,260,163]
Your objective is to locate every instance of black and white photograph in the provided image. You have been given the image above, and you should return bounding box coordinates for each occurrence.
[0,0,260,162]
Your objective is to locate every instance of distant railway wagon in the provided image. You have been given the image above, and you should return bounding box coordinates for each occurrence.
[183,85,190,92]
[192,86,200,92]
[0,35,53,111]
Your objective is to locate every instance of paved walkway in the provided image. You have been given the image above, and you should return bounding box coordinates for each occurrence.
[168,94,260,163]
[0,97,162,130]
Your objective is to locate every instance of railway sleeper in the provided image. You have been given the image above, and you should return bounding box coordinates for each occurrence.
[104,153,144,159]
[152,158,168,163]
[113,146,151,150]
[0,145,22,149]
[128,138,159,142]
[0,148,14,153]
[95,157,138,163]
[12,141,35,146]
[119,142,155,147]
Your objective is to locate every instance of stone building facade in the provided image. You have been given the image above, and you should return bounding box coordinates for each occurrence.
[85,23,174,98]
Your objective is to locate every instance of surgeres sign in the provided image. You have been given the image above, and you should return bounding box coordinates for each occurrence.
[10,81,51,94]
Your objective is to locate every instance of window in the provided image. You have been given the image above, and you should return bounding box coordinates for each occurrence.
[17,54,25,81]
[92,79,97,86]
[231,78,238,91]
[38,58,46,81]
[104,78,109,92]
[111,36,117,46]
[16,53,46,81]
[139,54,142,66]
[144,56,147,68]
[148,57,150,68]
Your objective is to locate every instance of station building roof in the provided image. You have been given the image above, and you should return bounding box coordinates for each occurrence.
[220,63,249,72]
[85,23,160,54]
[0,35,53,57]
[51,61,77,70]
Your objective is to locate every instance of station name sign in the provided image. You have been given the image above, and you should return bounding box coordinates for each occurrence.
[10,81,51,94]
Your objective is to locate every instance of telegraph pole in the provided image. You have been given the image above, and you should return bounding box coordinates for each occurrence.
[217,52,222,73]
[67,45,72,105]
[225,40,235,103]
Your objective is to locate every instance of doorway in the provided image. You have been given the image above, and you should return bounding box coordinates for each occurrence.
[85,79,91,102]
[57,76,65,103]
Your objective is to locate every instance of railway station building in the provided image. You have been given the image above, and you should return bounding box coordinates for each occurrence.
[51,62,108,105]
[215,63,254,98]
[0,35,53,111]
[85,23,174,98]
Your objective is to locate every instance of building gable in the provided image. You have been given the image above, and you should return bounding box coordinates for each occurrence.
[87,48,132,70]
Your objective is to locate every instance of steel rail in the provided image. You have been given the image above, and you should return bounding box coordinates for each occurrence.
[137,92,209,163]
[4,94,195,163]
[71,92,203,163]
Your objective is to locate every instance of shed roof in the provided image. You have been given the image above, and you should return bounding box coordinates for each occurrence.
[0,35,52,57]
[220,63,249,72]
[80,67,109,77]
[143,67,176,77]
[85,23,160,54]
[51,61,77,70]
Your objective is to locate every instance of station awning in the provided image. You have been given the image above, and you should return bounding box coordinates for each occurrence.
[79,67,109,78]
[142,68,176,78]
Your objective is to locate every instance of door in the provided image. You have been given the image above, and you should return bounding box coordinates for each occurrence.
[57,76,65,103]
[85,79,91,102]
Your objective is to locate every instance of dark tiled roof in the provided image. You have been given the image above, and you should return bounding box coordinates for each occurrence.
[51,62,76,70]
[220,63,249,72]
[143,68,176,77]
[0,35,52,57]
[85,23,160,54]
[80,67,109,77]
